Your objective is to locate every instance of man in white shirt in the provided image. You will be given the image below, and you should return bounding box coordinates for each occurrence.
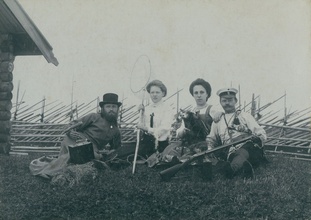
[206,88,267,179]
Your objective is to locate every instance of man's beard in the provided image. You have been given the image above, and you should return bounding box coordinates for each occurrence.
[101,110,118,123]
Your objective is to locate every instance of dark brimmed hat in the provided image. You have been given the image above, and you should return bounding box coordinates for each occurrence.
[189,78,212,98]
[99,93,122,107]
[146,80,167,97]
[216,88,238,97]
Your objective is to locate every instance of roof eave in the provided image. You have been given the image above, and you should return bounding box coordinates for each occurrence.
[4,0,59,66]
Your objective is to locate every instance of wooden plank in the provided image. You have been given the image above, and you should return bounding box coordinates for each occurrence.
[10,149,59,153]
[11,134,64,137]
[265,150,311,157]
[9,152,28,156]
[267,137,311,143]
[11,146,60,150]
[265,144,311,149]
[260,123,311,132]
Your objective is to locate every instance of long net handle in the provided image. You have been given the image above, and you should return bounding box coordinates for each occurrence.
[132,89,146,174]
[132,128,141,174]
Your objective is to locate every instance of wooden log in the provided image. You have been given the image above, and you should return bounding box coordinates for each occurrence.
[12,99,44,116]
[0,49,12,154]
[0,82,13,92]
[12,140,62,144]
[11,128,64,132]
[0,134,10,142]
[260,123,311,132]
[0,110,11,120]
[41,106,67,122]
[10,149,59,154]
[11,146,61,150]
[0,72,13,82]
[19,113,34,121]
[22,114,42,122]
[266,137,307,146]
[0,52,14,62]
[74,106,97,121]
[11,121,66,127]
[0,61,14,72]
[263,116,279,124]
[277,132,310,142]
[0,142,10,154]
[40,105,68,122]
[0,92,12,100]
[266,140,310,147]
[11,134,64,138]
[265,150,311,157]
[277,130,310,142]
[287,116,311,127]
[9,152,29,156]
[265,144,310,149]
[286,108,311,123]
[267,137,311,143]
[0,120,11,133]
[267,131,310,140]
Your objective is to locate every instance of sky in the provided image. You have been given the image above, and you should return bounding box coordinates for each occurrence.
[13,0,311,116]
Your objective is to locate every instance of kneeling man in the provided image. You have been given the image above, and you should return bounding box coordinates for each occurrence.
[206,88,267,179]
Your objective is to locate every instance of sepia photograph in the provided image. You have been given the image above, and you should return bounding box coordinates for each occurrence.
[0,0,310,219]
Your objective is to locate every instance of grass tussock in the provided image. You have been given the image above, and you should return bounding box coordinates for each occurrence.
[0,154,311,220]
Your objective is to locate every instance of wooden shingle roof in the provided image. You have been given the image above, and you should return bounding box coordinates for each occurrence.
[0,0,58,66]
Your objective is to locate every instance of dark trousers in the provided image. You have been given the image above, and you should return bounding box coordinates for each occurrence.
[111,134,169,160]
[139,133,169,157]
[228,141,264,172]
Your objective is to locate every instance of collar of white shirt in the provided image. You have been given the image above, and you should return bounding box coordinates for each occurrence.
[150,100,164,108]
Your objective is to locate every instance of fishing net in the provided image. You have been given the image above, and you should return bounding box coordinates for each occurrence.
[130,55,152,100]
[129,55,153,173]
[51,162,98,187]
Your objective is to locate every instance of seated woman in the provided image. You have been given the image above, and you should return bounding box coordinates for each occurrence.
[150,79,222,179]
[136,79,175,158]
[175,78,222,153]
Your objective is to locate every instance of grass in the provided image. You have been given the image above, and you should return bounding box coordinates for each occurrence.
[0,153,311,220]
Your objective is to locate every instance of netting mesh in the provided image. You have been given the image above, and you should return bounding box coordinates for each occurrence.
[51,162,98,187]
[130,55,151,100]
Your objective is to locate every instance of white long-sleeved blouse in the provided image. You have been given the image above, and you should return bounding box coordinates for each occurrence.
[142,100,174,141]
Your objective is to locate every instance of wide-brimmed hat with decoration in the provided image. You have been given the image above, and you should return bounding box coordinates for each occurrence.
[99,93,122,107]
[216,88,238,97]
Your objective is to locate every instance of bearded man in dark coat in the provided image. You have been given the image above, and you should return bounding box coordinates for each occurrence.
[30,93,122,178]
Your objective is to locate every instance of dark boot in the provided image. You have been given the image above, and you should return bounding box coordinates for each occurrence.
[224,162,235,179]
[242,160,254,179]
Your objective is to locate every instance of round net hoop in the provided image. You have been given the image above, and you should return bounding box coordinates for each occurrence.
[130,55,151,100]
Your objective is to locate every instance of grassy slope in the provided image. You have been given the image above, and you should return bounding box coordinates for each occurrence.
[0,154,311,220]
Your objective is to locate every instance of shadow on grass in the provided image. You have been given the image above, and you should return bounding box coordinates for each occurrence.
[0,153,311,220]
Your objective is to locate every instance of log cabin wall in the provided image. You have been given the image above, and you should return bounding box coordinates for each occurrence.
[0,34,14,154]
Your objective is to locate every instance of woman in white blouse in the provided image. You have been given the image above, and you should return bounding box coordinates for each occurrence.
[137,80,174,157]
